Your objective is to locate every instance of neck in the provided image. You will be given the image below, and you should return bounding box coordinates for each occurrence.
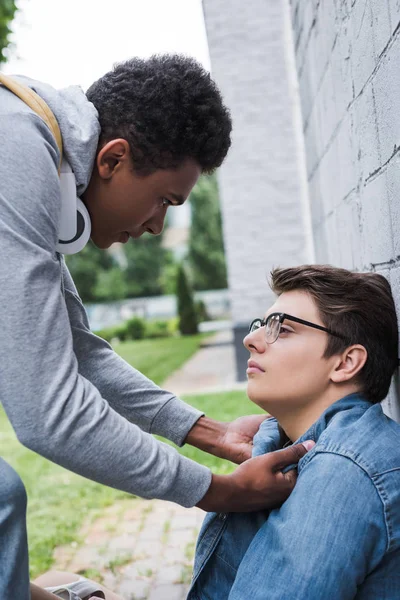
[275,384,360,442]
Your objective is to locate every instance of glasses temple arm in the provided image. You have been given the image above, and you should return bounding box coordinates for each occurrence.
[284,314,346,339]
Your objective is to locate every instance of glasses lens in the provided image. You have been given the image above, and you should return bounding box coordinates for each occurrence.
[249,319,262,333]
[265,314,280,343]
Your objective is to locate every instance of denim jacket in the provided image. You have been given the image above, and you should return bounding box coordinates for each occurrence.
[187,394,400,599]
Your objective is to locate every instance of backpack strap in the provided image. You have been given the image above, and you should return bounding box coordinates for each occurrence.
[0,72,63,170]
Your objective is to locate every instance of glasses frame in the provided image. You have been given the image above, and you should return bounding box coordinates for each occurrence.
[249,312,347,344]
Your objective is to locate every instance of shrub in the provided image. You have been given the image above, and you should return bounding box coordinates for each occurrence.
[94,324,126,343]
[195,299,210,323]
[167,317,179,336]
[146,320,170,339]
[95,317,178,343]
[125,317,146,340]
[176,264,198,335]
[115,324,129,341]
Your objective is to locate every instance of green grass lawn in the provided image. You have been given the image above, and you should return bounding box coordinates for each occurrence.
[113,334,207,385]
[0,335,261,577]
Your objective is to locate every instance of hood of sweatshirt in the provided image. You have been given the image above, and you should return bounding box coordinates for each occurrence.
[13,75,101,196]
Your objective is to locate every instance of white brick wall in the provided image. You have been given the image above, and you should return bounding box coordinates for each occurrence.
[291,0,400,417]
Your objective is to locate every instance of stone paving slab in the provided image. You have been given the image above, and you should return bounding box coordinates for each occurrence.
[53,498,204,600]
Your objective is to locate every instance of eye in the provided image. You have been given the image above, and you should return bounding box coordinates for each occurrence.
[279,326,292,335]
[161,197,173,207]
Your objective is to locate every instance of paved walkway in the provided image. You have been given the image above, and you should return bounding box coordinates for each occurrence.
[163,329,246,396]
[51,330,242,599]
[54,498,203,599]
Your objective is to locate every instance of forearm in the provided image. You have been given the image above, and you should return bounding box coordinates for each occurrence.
[20,375,212,506]
[63,266,204,445]
[72,330,203,445]
[196,472,235,512]
[185,413,275,464]
[184,416,228,459]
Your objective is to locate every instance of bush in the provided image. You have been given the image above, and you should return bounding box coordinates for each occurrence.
[176,264,198,335]
[94,325,126,343]
[95,318,178,343]
[125,317,146,340]
[167,317,179,336]
[146,320,170,339]
[115,325,129,341]
[195,299,210,323]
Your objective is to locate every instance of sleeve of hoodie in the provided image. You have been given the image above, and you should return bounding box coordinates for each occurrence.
[61,259,204,445]
[0,105,212,507]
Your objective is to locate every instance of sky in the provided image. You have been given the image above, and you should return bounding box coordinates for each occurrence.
[3,0,211,89]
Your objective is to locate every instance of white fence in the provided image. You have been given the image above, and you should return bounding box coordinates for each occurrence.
[85,289,231,331]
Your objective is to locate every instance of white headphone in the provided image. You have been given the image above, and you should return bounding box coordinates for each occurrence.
[56,159,92,255]
[0,74,90,254]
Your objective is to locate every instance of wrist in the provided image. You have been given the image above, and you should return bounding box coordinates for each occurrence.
[196,472,235,512]
[185,416,228,459]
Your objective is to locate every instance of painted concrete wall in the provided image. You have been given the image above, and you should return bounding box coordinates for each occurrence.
[290,0,400,419]
[202,0,312,379]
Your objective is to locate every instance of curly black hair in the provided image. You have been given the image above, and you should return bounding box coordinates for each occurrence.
[86,54,232,175]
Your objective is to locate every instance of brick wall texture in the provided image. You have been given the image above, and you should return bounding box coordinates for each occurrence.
[204,0,400,412]
[290,0,400,417]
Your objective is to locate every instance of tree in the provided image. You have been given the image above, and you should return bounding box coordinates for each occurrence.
[176,263,198,335]
[66,233,173,303]
[93,267,128,302]
[0,0,18,64]
[188,174,228,291]
[124,232,172,298]
[65,241,114,303]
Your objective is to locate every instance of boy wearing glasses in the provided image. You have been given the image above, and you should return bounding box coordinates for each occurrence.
[187,264,400,600]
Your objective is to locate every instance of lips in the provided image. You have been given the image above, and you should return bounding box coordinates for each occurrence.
[119,232,130,243]
[247,360,265,374]
[128,229,145,239]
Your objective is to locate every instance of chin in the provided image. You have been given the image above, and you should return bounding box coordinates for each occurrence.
[247,383,280,416]
[246,383,267,410]
[90,234,112,250]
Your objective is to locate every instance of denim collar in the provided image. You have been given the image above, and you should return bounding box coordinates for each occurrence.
[294,393,372,446]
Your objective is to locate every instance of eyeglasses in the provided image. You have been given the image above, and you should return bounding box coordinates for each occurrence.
[249,312,347,345]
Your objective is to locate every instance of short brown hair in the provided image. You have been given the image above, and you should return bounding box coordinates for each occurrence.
[270,265,398,403]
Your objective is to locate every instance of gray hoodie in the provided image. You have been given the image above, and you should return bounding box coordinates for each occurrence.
[0,77,212,507]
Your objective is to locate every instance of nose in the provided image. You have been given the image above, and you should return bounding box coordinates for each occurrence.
[144,207,167,236]
[243,328,266,354]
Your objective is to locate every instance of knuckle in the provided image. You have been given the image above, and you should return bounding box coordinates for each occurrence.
[283,469,298,487]
[290,443,307,462]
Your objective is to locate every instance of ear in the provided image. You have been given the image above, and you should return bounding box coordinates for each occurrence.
[96,139,131,180]
[330,345,368,384]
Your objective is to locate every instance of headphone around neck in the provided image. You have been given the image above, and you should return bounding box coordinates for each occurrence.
[0,73,92,255]
[56,159,91,255]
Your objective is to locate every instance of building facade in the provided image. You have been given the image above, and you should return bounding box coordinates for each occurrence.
[203,0,400,418]
[289,0,400,418]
